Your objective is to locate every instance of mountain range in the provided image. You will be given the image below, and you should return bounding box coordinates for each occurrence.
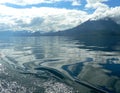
[0,18,120,36]
[45,18,120,36]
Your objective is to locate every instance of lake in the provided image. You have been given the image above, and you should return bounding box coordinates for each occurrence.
[0,36,120,93]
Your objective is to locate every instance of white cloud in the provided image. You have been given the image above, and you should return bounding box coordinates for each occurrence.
[72,0,81,6]
[0,0,120,32]
[89,6,120,24]
[0,5,88,32]
[0,0,81,6]
[0,0,54,5]
[99,7,120,24]
[85,0,120,24]
[85,0,108,9]
[0,23,12,31]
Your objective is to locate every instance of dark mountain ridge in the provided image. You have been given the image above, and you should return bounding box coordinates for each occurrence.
[45,18,120,36]
[0,18,120,36]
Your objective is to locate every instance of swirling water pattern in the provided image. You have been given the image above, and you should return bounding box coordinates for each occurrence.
[0,36,120,93]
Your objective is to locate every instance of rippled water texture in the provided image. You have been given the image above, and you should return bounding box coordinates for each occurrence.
[0,36,120,93]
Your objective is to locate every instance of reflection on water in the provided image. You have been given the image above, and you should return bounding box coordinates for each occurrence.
[0,36,120,93]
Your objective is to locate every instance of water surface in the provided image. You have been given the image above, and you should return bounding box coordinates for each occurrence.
[0,36,120,93]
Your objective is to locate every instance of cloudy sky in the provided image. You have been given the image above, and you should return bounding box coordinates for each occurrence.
[0,0,120,32]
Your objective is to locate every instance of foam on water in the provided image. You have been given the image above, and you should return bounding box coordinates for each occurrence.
[0,80,27,93]
[0,60,76,93]
[0,79,75,93]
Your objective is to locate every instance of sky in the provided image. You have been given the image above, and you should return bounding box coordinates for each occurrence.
[0,0,120,32]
